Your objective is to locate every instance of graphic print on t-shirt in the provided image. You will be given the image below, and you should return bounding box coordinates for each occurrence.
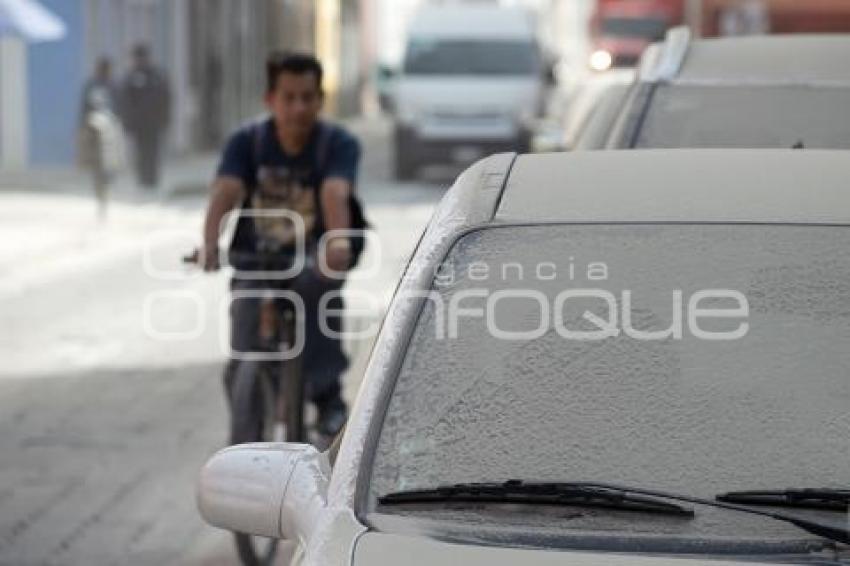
[252,165,317,249]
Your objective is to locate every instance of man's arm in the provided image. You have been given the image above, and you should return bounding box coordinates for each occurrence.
[318,128,361,277]
[319,177,353,276]
[201,176,246,271]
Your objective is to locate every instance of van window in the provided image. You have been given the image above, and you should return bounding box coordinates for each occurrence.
[403,39,539,76]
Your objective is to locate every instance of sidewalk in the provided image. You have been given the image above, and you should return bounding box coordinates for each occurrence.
[0,192,204,299]
[0,148,219,296]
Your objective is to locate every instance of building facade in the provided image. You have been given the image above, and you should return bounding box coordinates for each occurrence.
[2,0,369,169]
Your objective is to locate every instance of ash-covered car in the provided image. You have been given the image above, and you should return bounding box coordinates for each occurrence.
[198,150,850,565]
[597,28,850,150]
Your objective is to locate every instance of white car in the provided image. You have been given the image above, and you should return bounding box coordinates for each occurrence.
[198,150,850,565]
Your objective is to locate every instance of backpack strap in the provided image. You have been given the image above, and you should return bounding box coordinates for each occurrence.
[250,119,265,190]
[314,121,335,177]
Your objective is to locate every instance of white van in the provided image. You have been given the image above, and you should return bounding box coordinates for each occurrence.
[391,3,549,179]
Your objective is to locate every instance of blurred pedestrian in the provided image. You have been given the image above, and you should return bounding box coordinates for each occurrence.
[121,44,170,189]
[78,57,125,219]
[80,57,119,120]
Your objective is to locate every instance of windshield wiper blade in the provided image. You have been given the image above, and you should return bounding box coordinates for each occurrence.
[379,480,695,516]
[717,489,850,512]
[572,482,850,546]
[382,481,850,545]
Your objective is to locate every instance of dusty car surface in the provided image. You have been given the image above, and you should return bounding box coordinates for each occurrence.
[198,149,850,566]
[602,28,850,149]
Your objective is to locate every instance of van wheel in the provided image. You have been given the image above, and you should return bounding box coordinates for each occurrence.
[515,130,533,154]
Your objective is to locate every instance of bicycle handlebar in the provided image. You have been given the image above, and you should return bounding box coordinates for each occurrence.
[182,248,311,270]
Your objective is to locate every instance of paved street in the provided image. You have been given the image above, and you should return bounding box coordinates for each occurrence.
[0,118,450,565]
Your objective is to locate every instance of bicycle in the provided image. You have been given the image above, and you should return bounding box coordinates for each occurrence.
[185,248,313,566]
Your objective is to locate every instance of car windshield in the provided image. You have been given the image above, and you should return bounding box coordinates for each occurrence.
[601,17,669,40]
[369,224,850,544]
[634,84,850,149]
[403,39,540,76]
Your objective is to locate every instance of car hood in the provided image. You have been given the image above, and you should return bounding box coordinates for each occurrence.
[395,76,540,118]
[352,532,786,566]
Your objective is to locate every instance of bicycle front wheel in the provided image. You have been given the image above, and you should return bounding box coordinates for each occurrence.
[228,359,280,566]
[279,314,306,443]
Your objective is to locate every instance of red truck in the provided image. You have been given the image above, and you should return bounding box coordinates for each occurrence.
[589,0,685,70]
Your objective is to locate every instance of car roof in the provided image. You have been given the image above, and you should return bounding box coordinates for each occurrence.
[494,149,850,225]
[408,5,535,40]
[641,31,850,84]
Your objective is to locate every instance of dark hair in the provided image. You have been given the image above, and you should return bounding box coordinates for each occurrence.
[266,51,323,94]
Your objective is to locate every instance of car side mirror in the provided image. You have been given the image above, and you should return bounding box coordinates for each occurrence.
[196,442,330,543]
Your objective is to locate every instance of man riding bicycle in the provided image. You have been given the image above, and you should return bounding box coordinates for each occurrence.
[199,52,359,439]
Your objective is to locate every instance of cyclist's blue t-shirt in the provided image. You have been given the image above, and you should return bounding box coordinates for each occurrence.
[215,117,360,259]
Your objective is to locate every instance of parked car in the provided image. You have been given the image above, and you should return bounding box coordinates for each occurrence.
[565,72,633,151]
[198,149,850,565]
[388,3,551,180]
[600,28,850,149]
[533,71,632,153]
